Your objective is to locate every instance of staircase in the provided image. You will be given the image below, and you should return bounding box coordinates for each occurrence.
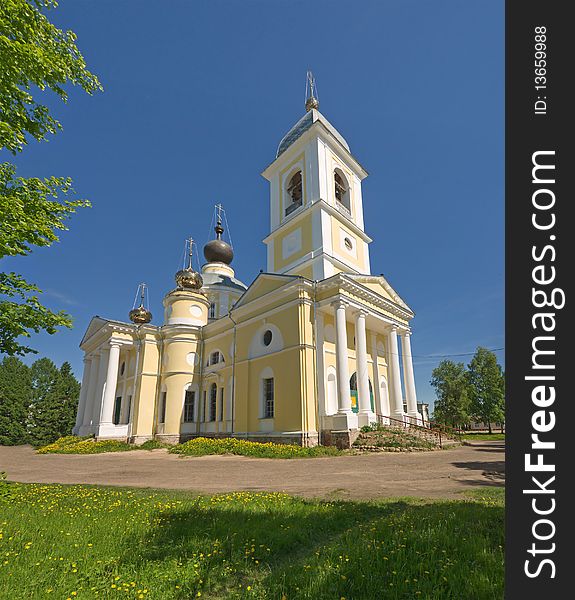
[376,415,461,449]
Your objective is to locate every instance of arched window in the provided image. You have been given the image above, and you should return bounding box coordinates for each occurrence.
[334,169,351,213]
[209,383,217,422]
[207,351,224,366]
[349,372,374,413]
[285,170,303,216]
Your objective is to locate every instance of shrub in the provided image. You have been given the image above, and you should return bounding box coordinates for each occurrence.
[37,436,133,454]
[170,437,341,459]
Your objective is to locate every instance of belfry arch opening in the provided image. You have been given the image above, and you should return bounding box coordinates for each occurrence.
[285,170,303,216]
[334,169,351,213]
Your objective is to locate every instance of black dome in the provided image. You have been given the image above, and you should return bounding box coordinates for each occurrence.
[203,222,233,264]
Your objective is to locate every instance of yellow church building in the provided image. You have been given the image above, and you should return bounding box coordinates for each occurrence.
[74,79,422,447]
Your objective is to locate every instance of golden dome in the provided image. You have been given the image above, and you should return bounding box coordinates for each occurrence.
[129,304,152,324]
[175,267,203,290]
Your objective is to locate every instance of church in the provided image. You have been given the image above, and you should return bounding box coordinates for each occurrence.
[74,77,423,448]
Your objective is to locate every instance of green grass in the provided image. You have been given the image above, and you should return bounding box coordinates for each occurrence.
[461,433,505,441]
[0,482,504,599]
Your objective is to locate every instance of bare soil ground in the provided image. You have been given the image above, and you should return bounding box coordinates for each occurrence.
[0,441,504,500]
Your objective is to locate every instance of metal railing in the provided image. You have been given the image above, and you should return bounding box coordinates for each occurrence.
[375,414,461,449]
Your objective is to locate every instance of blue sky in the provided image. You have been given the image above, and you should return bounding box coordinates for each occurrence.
[4,0,504,408]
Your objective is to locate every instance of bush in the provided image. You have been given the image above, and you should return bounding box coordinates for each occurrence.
[170,437,341,459]
[37,436,133,454]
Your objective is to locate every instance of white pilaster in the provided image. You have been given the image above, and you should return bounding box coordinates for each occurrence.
[90,349,108,429]
[354,310,374,426]
[401,331,421,424]
[74,357,92,434]
[99,343,121,426]
[387,326,404,421]
[315,311,326,416]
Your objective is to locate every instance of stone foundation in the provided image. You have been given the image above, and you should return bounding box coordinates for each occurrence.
[129,435,154,445]
[321,429,359,449]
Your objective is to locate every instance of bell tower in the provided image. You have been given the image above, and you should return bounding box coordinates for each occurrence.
[261,73,372,281]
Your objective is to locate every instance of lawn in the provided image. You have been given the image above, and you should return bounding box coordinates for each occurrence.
[461,433,505,441]
[0,481,504,599]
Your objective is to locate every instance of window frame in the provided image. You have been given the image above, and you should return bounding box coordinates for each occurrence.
[183,389,195,423]
[262,377,274,419]
[209,383,217,422]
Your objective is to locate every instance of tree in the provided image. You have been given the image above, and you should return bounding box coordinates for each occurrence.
[467,347,505,433]
[0,356,32,444]
[430,360,471,429]
[27,359,79,446]
[26,356,59,444]
[0,0,102,356]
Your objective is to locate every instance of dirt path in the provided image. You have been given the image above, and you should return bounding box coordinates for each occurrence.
[0,441,504,500]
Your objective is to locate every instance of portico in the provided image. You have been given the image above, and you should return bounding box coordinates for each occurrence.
[315,274,422,437]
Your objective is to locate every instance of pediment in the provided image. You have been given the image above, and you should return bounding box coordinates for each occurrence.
[345,274,412,312]
[232,273,299,309]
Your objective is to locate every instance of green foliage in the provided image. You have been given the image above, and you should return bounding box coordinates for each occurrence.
[467,347,505,434]
[430,360,471,428]
[37,436,133,454]
[0,483,504,599]
[170,437,341,459]
[0,0,102,154]
[0,0,101,356]
[37,436,169,454]
[0,356,31,444]
[27,359,80,446]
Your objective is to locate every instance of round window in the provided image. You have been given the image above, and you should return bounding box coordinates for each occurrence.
[344,237,353,251]
[263,330,273,346]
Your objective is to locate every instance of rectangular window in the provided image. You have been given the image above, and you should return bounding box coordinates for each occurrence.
[183,390,195,423]
[263,378,274,419]
[203,391,207,422]
[159,391,167,423]
[219,387,224,421]
[113,396,122,425]
[126,395,132,423]
[209,303,216,319]
[209,385,217,422]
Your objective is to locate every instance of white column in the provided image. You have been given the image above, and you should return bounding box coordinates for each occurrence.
[100,343,121,426]
[334,300,351,414]
[370,333,382,415]
[387,326,404,421]
[74,357,92,434]
[354,310,373,425]
[401,331,421,423]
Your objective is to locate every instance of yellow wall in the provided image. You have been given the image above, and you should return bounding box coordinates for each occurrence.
[273,217,313,272]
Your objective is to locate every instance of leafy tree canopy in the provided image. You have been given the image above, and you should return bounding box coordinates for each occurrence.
[467,347,505,433]
[430,360,471,428]
[0,0,101,356]
[0,0,101,154]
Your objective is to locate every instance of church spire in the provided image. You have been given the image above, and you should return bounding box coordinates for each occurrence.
[304,70,319,112]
